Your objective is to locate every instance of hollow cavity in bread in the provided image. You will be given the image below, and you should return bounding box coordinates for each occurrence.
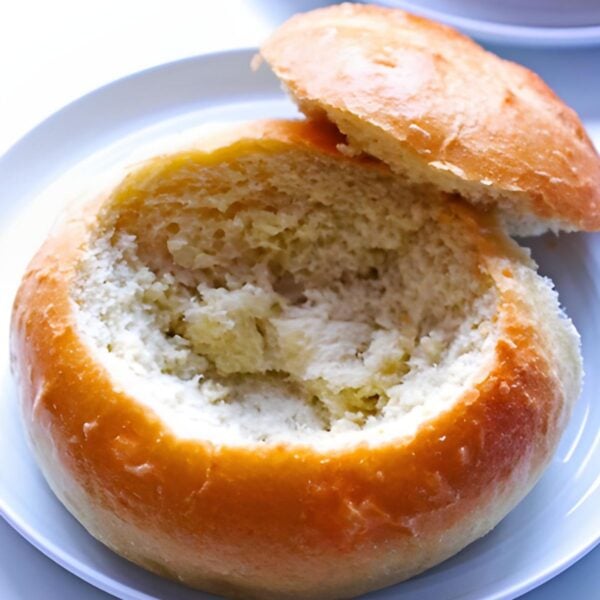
[73,149,499,447]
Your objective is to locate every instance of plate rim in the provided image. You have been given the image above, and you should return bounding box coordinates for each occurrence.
[0,45,259,166]
[378,0,600,47]
[0,47,599,600]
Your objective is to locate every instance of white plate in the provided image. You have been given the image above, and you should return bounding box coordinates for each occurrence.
[378,0,600,47]
[0,48,599,600]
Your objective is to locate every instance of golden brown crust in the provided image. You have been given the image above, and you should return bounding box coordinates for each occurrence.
[10,120,575,599]
[261,3,600,232]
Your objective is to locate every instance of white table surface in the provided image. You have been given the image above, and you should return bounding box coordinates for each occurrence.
[1,1,598,598]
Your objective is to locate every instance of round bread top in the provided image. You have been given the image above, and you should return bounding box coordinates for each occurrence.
[261,3,600,234]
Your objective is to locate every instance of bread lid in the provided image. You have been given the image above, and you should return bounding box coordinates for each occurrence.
[260,3,600,235]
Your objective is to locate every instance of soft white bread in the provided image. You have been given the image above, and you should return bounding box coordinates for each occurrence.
[260,3,600,235]
[11,120,581,599]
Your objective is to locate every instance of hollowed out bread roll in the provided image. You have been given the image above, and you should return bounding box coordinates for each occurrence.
[11,121,582,599]
[260,3,600,235]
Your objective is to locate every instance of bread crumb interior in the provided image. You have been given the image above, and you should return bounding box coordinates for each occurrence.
[73,148,498,447]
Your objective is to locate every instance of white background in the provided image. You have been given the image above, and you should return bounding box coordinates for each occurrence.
[0,1,598,598]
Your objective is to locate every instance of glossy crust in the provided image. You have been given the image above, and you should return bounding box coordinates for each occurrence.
[261,3,600,233]
[11,121,580,599]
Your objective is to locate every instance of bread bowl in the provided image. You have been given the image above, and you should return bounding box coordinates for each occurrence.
[9,4,599,600]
